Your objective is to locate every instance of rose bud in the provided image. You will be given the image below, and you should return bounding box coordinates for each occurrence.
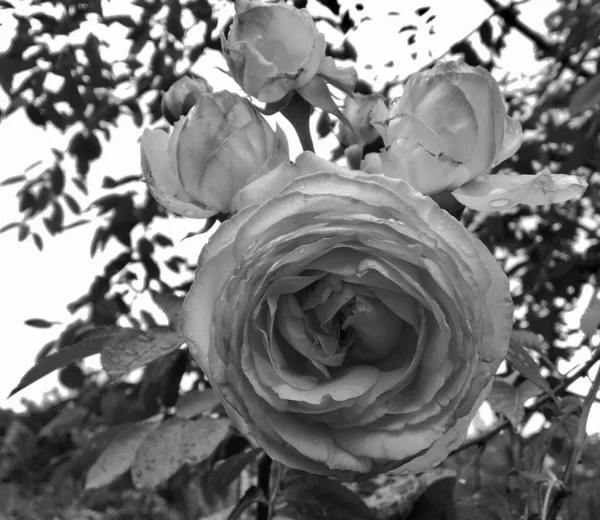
[363,61,586,212]
[161,75,213,125]
[221,0,357,117]
[337,93,383,169]
[141,91,289,218]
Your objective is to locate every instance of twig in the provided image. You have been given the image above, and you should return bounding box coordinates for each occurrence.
[481,0,592,78]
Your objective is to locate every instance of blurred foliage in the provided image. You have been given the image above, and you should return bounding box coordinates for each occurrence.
[1,0,600,519]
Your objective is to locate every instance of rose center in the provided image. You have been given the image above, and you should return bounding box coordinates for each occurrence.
[279,276,404,376]
[342,295,403,362]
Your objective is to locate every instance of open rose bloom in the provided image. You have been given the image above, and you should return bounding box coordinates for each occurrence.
[141,26,588,476]
[180,160,514,477]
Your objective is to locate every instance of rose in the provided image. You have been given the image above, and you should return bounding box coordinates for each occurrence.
[363,61,587,211]
[180,154,514,477]
[161,75,213,125]
[221,0,357,112]
[363,61,522,194]
[141,91,289,218]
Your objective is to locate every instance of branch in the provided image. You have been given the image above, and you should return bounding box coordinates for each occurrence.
[452,347,600,455]
[481,0,592,78]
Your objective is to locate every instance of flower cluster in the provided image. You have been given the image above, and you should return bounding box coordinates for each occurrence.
[141,0,586,477]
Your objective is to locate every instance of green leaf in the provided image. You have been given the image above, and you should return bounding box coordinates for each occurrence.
[131,417,229,488]
[179,417,230,464]
[478,20,494,48]
[406,477,457,520]
[0,222,19,234]
[487,379,542,428]
[100,326,184,379]
[176,389,221,419]
[9,326,133,397]
[227,486,266,520]
[0,174,26,186]
[39,405,88,437]
[508,331,555,399]
[63,193,81,214]
[151,291,184,329]
[86,421,160,489]
[49,166,65,195]
[24,318,57,328]
[17,222,29,241]
[580,291,600,338]
[32,232,43,251]
[274,474,377,520]
[569,73,600,116]
[487,381,519,426]
[210,447,262,492]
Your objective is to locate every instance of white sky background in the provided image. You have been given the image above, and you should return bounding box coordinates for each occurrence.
[1,0,598,431]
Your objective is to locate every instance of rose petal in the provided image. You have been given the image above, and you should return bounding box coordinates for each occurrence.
[493,115,523,166]
[141,129,216,218]
[392,75,478,164]
[378,138,472,195]
[452,171,588,212]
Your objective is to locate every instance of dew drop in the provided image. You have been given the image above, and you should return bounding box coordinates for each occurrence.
[298,247,307,254]
[489,198,511,208]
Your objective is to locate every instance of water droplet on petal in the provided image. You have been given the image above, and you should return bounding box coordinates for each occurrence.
[489,198,511,208]
[488,188,508,196]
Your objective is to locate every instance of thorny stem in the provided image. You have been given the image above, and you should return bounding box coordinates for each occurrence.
[452,347,600,455]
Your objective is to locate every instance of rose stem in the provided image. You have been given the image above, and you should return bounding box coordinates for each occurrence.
[256,453,272,520]
[280,92,315,153]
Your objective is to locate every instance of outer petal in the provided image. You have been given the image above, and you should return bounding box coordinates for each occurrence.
[197,120,270,210]
[378,138,472,195]
[392,74,479,164]
[231,162,300,212]
[141,129,216,218]
[445,72,498,176]
[453,171,588,212]
[492,115,523,166]
[370,99,392,145]
[224,40,280,100]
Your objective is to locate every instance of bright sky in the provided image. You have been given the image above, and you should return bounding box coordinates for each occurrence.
[2,0,598,432]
